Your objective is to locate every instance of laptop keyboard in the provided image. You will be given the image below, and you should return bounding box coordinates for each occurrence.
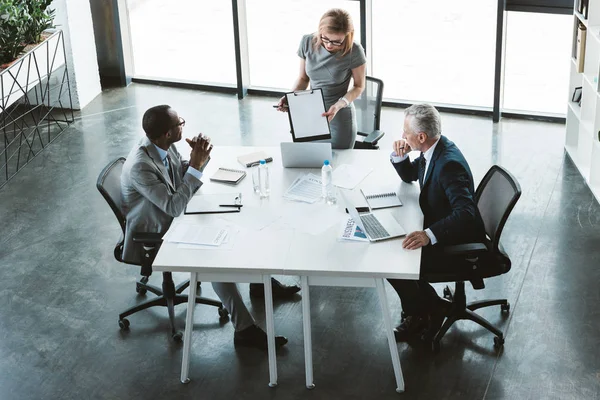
[360,214,390,240]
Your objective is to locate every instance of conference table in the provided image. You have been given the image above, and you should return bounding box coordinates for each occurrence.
[152,146,423,393]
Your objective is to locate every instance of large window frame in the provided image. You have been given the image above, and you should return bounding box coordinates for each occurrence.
[116,0,572,121]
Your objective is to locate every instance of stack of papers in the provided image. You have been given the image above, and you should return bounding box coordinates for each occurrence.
[283,173,323,203]
[167,223,228,246]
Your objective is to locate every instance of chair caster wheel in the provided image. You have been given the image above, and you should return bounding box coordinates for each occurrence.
[501,302,510,313]
[135,283,147,295]
[218,307,229,318]
[431,340,441,353]
[118,318,130,330]
[493,336,504,349]
[173,331,184,342]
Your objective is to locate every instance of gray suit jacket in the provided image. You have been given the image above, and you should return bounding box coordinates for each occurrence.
[120,136,202,264]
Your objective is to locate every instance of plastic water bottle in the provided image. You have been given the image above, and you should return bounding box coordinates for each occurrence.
[321,160,336,205]
[258,159,270,198]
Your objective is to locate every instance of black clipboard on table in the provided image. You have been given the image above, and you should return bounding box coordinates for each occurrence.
[285,89,332,142]
[184,193,242,215]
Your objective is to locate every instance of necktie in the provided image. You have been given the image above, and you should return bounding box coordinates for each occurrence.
[163,155,175,184]
[418,153,426,189]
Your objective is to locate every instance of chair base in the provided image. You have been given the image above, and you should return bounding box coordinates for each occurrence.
[118,272,228,341]
[432,281,509,352]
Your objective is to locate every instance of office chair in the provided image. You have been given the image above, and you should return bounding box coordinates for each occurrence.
[423,165,521,352]
[96,157,228,341]
[353,76,385,150]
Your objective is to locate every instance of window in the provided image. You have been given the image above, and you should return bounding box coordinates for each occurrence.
[502,11,572,114]
[246,0,361,90]
[372,0,497,108]
[126,0,236,85]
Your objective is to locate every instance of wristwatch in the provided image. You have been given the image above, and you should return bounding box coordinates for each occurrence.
[338,96,350,107]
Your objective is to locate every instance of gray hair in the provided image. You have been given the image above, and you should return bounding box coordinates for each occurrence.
[404,104,441,138]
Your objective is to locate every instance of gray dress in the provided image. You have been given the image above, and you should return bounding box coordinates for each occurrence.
[297,34,367,149]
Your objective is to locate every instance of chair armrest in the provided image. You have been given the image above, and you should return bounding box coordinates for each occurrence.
[132,233,163,246]
[363,130,385,145]
[443,243,488,257]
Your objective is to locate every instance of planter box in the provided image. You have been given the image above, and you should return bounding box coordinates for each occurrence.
[0,30,66,112]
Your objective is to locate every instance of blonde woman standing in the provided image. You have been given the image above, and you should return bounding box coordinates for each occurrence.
[276,8,367,149]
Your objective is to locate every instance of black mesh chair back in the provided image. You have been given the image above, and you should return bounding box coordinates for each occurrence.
[475,165,522,253]
[355,76,384,135]
[96,157,126,234]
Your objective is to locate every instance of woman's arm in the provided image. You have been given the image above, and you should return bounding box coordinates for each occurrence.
[343,63,366,103]
[323,63,366,121]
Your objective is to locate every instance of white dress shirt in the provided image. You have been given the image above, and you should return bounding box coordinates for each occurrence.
[153,144,202,181]
[390,137,441,245]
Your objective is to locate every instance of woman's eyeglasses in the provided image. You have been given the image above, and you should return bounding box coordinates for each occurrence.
[320,35,344,47]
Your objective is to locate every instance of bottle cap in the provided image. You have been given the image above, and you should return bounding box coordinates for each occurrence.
[259,159,266,165]
[323,160,330,166]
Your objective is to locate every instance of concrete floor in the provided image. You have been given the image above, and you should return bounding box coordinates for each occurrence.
[0,83,598,400]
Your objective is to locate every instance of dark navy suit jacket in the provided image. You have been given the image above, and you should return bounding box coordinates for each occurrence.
[392,135,485,248]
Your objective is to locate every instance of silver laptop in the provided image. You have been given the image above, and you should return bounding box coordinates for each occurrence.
[280,142,332,168]
[340,191,406,242]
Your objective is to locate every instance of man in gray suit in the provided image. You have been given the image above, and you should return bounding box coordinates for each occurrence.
[121,104,287,350]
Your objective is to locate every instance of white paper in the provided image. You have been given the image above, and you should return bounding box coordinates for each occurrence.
[279,202,341,236]
[286,89,330,139]
[332,164,373,189]
[283,173,323,203]
[167,223,228,246]
[177,229,237,250]
[338,218,369,242]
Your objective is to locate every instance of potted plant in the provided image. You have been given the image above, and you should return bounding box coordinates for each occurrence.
[0,0,56,69]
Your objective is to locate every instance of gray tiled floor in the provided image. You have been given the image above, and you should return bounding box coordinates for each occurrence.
[0,83,599,400]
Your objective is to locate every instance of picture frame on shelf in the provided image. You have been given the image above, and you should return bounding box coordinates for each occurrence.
[572,86,583,104]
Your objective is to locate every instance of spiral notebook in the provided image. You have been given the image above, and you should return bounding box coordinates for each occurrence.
[210,168,246,185]
[360,188,402,210]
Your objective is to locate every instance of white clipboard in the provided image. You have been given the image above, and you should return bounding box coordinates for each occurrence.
[285,89,332,142]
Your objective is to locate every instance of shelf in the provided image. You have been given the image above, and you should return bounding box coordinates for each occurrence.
[581,120,594,135]
[589,25,600,43]
[575,10,589,27]
[568,101,582,120]
[583,73,598,89]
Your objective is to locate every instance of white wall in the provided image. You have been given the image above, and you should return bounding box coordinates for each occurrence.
[50,0,101,109]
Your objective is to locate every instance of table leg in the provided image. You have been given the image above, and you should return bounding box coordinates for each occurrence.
[180,272,198,384]
[300,276,315,389]
[263,275,278,387]
[375,278,405,393]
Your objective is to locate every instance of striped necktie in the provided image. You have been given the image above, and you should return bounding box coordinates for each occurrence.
[163,155,175,184]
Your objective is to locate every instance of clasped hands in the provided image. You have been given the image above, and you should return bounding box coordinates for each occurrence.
[186,134,213,170]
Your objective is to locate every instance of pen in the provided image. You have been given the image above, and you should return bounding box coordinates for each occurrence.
[219,204,243,208]
[272,105,289,108]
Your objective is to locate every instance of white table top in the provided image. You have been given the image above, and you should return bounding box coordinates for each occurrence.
[152,146,422,280]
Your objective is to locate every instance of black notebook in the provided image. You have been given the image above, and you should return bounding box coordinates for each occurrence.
[360,188,402,210]
[210,167,246,185]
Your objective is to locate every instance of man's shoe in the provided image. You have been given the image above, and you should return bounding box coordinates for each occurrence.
[234,325,288,350]
[393,316,428,342]
[249,278,301,299]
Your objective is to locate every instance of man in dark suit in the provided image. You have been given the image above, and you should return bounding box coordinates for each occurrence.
[121,104,289,349]
[388,103,486,342]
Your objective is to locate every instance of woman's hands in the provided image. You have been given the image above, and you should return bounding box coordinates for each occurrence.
[322,99,346,122]
[275,96,289,112]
